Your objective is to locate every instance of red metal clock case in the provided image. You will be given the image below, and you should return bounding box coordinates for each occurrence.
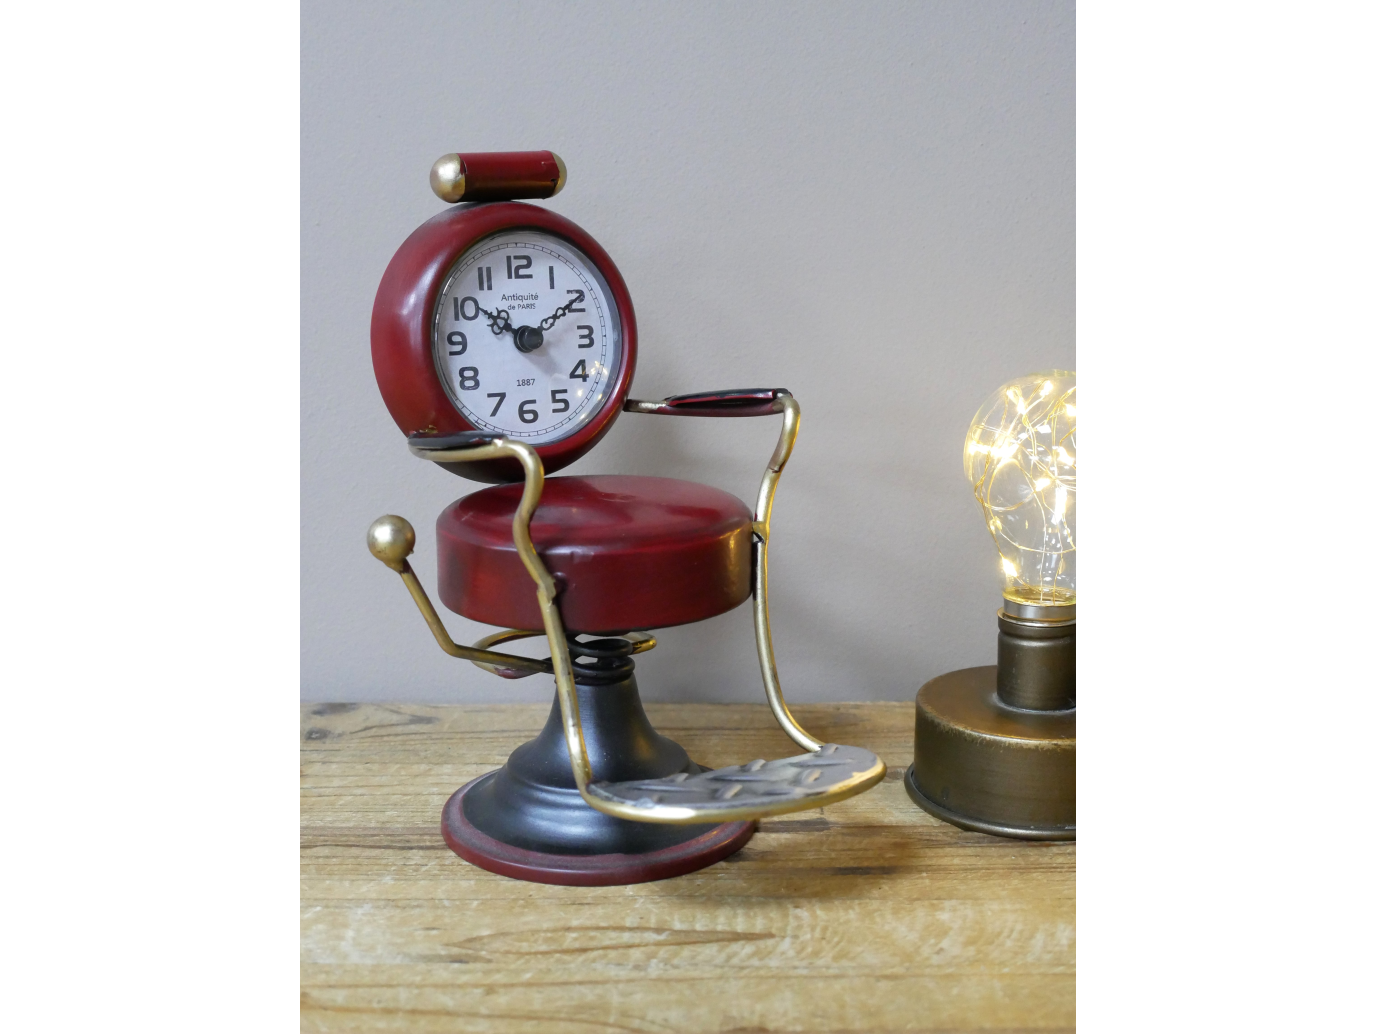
[371,202,638,483]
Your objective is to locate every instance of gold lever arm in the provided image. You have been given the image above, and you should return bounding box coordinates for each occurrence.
[366,515,551,675]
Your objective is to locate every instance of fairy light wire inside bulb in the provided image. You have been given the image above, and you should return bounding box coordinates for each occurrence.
[964,371,1076,607]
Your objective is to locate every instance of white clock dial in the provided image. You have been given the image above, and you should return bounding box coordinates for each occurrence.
[433,230,623,445]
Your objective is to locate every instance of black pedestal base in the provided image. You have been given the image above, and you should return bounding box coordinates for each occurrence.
[444,776,755,886]
[445,673,755,884]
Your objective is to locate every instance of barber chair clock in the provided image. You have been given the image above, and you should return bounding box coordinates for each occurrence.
[367,151,886,886]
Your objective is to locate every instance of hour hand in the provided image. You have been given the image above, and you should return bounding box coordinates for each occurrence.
[479,305,544,352]
[478,305,514,338]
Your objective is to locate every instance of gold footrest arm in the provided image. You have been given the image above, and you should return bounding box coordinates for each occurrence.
[749,395,824,753]
[615,391,889,822]
[627,391,863,755]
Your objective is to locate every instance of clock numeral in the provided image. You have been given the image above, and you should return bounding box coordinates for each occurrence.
[477,267,492,291]
[457,367,480,390]
[518,399,539,424]
[550,389,570,414]
[566,289,585,312]
[548,266,555,289]
[446,331,468,355]
[486,392,506,416]
[507,255,533,280]
[456,297,480,321]
[569,359,589,382]
[576,325,595,348]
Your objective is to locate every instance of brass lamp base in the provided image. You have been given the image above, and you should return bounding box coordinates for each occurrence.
[904,667,1074,840]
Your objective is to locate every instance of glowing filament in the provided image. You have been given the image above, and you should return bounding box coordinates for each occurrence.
[965,371,1076,606]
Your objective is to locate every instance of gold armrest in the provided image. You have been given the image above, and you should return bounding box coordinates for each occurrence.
[625,391,839,754]
[614,391,889,819]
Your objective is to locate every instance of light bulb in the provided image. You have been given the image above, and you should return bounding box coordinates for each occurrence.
[964,370,1076,608]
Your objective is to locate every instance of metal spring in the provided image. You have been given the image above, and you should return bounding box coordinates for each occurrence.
[567,635,642,685]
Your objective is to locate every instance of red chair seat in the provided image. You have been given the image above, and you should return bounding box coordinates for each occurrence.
[436,475,754,634]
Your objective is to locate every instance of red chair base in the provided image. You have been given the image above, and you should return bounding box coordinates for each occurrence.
[442,775,756,886]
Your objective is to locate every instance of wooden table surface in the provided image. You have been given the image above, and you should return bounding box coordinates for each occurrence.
[302,702,1075,1033]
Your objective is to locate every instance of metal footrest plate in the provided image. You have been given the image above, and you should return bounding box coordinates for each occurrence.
[585,744,886,824]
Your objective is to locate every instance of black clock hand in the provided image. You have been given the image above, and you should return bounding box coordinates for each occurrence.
[476,304,514,338]
[478,302,547,355]
[535,295,580,332]
[480,294,580,354]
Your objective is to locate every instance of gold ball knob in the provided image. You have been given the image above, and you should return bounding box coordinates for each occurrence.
[430,153,466,203]
[550,151,567,195]
[367,515,415,571]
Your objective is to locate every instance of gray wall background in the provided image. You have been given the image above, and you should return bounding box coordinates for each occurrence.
[302,0,1074,704]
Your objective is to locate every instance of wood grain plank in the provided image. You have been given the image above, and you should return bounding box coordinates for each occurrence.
[302,703,1074,1033]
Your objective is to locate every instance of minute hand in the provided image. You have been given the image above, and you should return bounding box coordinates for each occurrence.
[536,294,581,331]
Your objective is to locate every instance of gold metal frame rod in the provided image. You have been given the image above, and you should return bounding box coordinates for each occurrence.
[407,440,594,796]
[372,402,884,824]
[627,394,819,752]
[750,398,822,752]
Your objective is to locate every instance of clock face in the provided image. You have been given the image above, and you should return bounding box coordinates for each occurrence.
[432,230,624,445]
